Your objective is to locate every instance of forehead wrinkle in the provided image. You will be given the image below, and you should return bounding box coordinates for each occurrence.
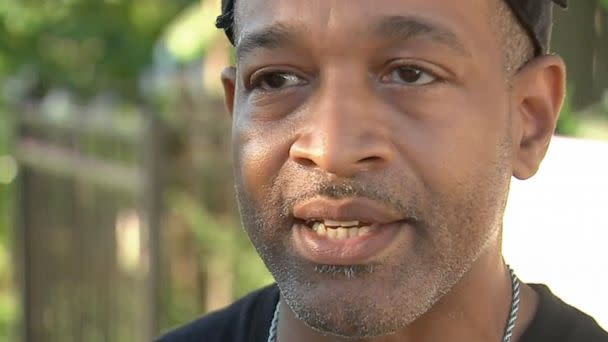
[235,10,472,61]
[371,15,471,57]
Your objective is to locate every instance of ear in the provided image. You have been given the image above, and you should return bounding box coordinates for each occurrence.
[221,66,237,117]
[510,55,566,180]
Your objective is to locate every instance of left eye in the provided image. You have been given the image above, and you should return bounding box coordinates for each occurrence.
[384,66,436,86]
[251,72,306,91]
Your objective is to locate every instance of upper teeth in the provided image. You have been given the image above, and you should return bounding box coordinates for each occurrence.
[321,219,360,227]
[311,221,373,239]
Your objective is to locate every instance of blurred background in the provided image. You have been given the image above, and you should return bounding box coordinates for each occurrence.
[0,1,606,341]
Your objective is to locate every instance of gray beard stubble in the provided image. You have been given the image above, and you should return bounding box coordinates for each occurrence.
[233,134,513,338]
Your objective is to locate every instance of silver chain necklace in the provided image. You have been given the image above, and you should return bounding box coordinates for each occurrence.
[267,266,520,342]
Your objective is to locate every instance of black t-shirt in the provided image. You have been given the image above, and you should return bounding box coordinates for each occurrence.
[157,283,608,342]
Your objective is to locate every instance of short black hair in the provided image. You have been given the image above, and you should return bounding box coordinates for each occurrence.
[504,0,567,56]
[493,0,536,74]
[216,0,236,45]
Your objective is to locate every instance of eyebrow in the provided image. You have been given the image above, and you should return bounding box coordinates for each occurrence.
[236,24,297,61]
[372,15,470,57]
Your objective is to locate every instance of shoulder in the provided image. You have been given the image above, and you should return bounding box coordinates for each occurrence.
[156,284,280,342]
[521,284,608,342]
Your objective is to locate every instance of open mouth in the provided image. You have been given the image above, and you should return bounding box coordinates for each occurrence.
[290,197,412,264]
[292,218,409,265]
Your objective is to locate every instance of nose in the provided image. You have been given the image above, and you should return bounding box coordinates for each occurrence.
[289,75,394,177]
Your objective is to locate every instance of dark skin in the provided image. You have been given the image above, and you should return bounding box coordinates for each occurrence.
[220,0,565,341]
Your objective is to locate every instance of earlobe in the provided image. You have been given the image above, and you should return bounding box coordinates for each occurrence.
[221,66,237,117]
[511,55,566,180]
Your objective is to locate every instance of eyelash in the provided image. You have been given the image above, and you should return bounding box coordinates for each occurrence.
[246,62,443,93]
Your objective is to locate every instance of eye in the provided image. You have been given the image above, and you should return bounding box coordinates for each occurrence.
[383,66,437,86]
[251,72,307,91]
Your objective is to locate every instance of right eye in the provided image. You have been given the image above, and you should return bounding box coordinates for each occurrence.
[382,65,438,86]
[251,72,307,91]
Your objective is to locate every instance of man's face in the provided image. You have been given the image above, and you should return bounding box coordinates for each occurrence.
[227,0,516,337]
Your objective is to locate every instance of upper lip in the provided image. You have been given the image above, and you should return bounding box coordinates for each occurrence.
[292,197,404,224]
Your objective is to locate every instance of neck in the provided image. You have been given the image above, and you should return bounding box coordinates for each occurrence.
[276,237,538,342]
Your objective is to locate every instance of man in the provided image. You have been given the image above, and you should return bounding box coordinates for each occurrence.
[159,0,608,341]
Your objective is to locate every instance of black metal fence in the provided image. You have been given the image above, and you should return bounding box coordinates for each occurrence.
[13,102,164,342]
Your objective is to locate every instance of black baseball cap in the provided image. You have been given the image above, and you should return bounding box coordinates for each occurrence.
[216,0,568,56]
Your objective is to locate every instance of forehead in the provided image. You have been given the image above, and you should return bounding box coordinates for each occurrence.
[235,0,495,53]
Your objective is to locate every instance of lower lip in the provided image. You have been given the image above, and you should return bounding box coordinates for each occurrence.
[291,221,408,265]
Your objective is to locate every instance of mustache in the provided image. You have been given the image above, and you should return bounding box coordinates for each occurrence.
[278,180,420,222]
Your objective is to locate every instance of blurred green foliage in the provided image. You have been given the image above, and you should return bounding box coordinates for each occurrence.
[556,86,579,136]
[169,191,273,297]
[0,0,196,99]
[163,0,222,63]
[0,110,16,340]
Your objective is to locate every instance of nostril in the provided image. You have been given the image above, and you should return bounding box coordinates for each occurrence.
[359,156,383,164]
[294,157,316,168]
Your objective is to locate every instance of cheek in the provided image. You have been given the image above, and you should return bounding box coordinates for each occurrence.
[233,119,291,205]
[388,87,511,195]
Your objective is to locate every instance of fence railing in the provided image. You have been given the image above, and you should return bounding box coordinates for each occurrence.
[13,102,164,342]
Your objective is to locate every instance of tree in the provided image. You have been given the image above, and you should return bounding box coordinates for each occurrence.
[0,0,196,101]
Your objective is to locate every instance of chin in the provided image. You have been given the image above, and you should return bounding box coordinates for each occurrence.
[289,292,415,338]
[278,271,430,339]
